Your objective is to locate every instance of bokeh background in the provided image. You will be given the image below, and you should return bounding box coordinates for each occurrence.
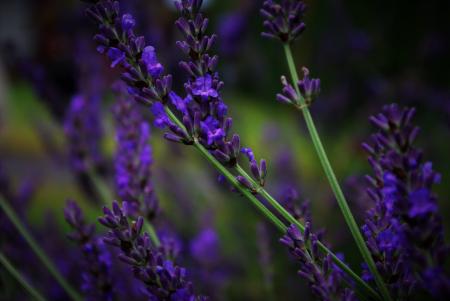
[0,0,449,300]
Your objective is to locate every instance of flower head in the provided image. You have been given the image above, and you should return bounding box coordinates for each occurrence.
[64,200,115,301]
[64,94,103,173]
[141,46,164,78]
[362,104,449,298]
[114,89,159,221]
[261,0,307,43]
[121,14,135,31]
[281,223,357,301]
[98,201,206,300]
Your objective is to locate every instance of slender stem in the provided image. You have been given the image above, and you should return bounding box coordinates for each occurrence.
[0,196,82,301]
[0,251,47,301]
[86,169,114,204]
[283,43,392,301]
[235,165,379,300]
[193,140,286,232]
[145,222,161,247]
[163,106,380,301]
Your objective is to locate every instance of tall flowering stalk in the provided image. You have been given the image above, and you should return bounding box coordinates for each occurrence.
[261,1,392,299]
[362,104,450,299]
[64,94,104,174]
[80,0,379,298]
[64,200,115,301]
[281,223,357,301]
[114,89,159,222]
[113,85,161,246]
[99,201,207,300]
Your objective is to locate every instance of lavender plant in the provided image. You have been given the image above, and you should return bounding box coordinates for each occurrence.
[98,201,207,300]
[281,223,357,301]
[113,85,159,222]
[64,94,104,174]
[261,0,392,299]
[80,1,379,299]
[361,104,450,299]
[1,1,448,301]
[64,200,115,301]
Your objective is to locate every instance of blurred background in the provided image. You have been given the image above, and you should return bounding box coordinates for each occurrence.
[0,0,449,300]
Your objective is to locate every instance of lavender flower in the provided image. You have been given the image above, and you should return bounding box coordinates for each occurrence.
[277,68,320,107]
[86,0,173,106]
[362,104,450,299]
[173,0,269,187]
[98,201,207,300]
[64,200,115,301]
[114,86,159,221]
[83,0,268,189]
[260,0,307,43]
[64,94,103,173]
[281,223,356,301]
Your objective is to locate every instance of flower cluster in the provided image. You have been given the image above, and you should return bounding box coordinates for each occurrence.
[362,104,450,298]
[86,1,172,105]
[281,223,356,301]
[260,0,307,43]
[64,94,104,173]
[99,201,207,300]
[114,86,159,221]
[84,0,267,191]
[277,67,321,107]
[64,200,115,301]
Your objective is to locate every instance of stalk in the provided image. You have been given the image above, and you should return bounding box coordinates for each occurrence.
[193,139,286,232]
[0,196,82,301]
[282,43,392,301]
[144,223,161,247]
[86,169,114,205]
[164,106,381,301]
[0,251,47,301]
[235,165,378,300]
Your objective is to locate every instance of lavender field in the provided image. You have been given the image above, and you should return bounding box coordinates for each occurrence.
[0,1,449,300]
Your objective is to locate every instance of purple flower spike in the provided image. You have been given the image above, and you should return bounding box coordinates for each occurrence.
[362,104,449,299]
[99,201,207,300]
[84,0,269,196]
[64,200,115,301]
[281,223,357,301]
[261,0,307,43]
[114,87,159,221]
[64,94,103,173]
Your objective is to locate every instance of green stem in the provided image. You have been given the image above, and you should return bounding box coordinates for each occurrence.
[145,222,161,247]
[283,43,392,301]
[235,165,379,300]
[86,169,114,204]
[193,140,286,232]
[163,106,380,301]
[0,196,82,301]
[0,251,47,301]
[165,104,285,231]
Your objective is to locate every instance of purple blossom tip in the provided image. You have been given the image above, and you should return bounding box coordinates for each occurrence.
[261,0,307,43]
